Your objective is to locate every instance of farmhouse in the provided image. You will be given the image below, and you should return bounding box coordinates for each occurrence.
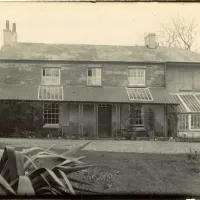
[0,20,200,139]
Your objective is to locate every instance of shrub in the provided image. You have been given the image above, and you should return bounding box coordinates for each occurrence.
[186,149,199,164]
[147,107,156,140]
[0,141,97,195]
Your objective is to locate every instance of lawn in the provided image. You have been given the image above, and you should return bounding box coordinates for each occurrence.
[20,147,200,195]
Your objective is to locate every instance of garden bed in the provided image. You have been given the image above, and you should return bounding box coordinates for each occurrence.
[14,147,200,195]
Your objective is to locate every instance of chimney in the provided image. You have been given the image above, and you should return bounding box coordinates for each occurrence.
[145,33,157,49]
[12,23,16,32]
[12,23,17,44]
[3,20,17,46]
[6,20,9,29]
[3,20,12,46]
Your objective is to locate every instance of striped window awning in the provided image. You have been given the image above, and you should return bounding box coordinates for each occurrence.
[126,88,153,102]
[38,86,63,100]
[171,93,200,113]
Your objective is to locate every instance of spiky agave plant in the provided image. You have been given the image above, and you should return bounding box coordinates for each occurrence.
[0,141,97,195]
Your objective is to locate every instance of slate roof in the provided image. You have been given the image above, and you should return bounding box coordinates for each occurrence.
[1,42,200,62]
[0,84,178,105]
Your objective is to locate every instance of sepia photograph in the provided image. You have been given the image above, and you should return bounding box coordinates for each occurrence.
[0,1,200,198]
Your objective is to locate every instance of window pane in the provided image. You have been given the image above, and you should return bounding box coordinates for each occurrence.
[129,106,144,126]
[87,77,92,85]
[96,77,101,85]
[42,68,60,85]
[179,114,189,130]
[96,68,101,77]
[43,69,45,76]
[88,69,92,76]
[191,114,200,129]
[43,103,59,125]
[87,68,101,86]
[128,68,145,86]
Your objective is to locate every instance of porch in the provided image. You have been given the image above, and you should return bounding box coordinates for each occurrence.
[172,93,200,138]
[56,102,178,139]
[0,85,178,139]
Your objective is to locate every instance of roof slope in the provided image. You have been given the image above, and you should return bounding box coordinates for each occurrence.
[1,43,200,62]
[0,84,178,105]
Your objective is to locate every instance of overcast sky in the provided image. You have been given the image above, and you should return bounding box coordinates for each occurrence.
[0,2,200,52]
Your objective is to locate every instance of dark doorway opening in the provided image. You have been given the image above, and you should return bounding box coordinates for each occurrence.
[98,104,112,138]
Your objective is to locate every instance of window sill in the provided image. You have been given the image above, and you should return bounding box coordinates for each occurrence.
[127,126,146,131]
[179,89,193,92]
[136,127,146,131]
[87,85,102,87]
[179,129,200,131]
[43,124,59,129]
[41,84,61,86]
[127,85,146,88]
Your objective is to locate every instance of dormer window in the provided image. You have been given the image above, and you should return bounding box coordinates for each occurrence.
[42,68,60,85]
[128,68,146,87]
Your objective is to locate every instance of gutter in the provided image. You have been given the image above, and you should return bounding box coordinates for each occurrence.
[0,59,165,66]
[166,61,200,66]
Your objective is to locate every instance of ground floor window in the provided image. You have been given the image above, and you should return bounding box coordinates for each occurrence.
[43,103,59,125]
[191,114,200,129]
[179,114,189,130]
[179,113,200,130]
[129,105,144,126]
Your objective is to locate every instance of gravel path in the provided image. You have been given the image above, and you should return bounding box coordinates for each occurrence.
[0,138,200,154]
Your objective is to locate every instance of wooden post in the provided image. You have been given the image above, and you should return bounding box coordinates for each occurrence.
[78,104,81,138]
[175,105,178,137]
[118,105,121,130]
[115,104,118,139]
[164,105,168,137]
[78,103,83,138]
[96,104,98,138]
[94,104,96,139]
[163,105,166,137]
[81,103,84,138]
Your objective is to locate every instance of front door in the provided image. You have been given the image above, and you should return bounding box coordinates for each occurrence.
[98,104,112,138]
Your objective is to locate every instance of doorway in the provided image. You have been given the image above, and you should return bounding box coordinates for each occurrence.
[98,104,112,138]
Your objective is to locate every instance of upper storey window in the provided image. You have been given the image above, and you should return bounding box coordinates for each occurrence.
[42,68,60,85]
[179,71,193,91]
[87,68,102,86]
[128,68,146,87]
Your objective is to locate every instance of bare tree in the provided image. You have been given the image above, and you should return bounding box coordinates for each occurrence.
[157,15,198,51]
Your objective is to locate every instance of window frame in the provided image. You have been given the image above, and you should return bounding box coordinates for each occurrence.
[38,86,63,101]
[127,67,146,87]
[41,68,61,86]
[43,102,60,128]
[178,113,200,131]
[129,105,144,127]
[191,113,200,130]
[179,71,194,92]
[87,67,102,86]
[178,113,189,130]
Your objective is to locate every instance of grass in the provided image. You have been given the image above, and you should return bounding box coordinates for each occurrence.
[14,147,200,195]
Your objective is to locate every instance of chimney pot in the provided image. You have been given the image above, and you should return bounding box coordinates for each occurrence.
[6,20,9,30]
[145,33,157,49]
[12,23,16,32]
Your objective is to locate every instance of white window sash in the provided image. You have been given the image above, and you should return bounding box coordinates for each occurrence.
[42,68,60,85]
[43,103,60,125]
[129,106,144,127]
[87,68,102,86]
[190,114,200,130]
[128,69,145,86]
